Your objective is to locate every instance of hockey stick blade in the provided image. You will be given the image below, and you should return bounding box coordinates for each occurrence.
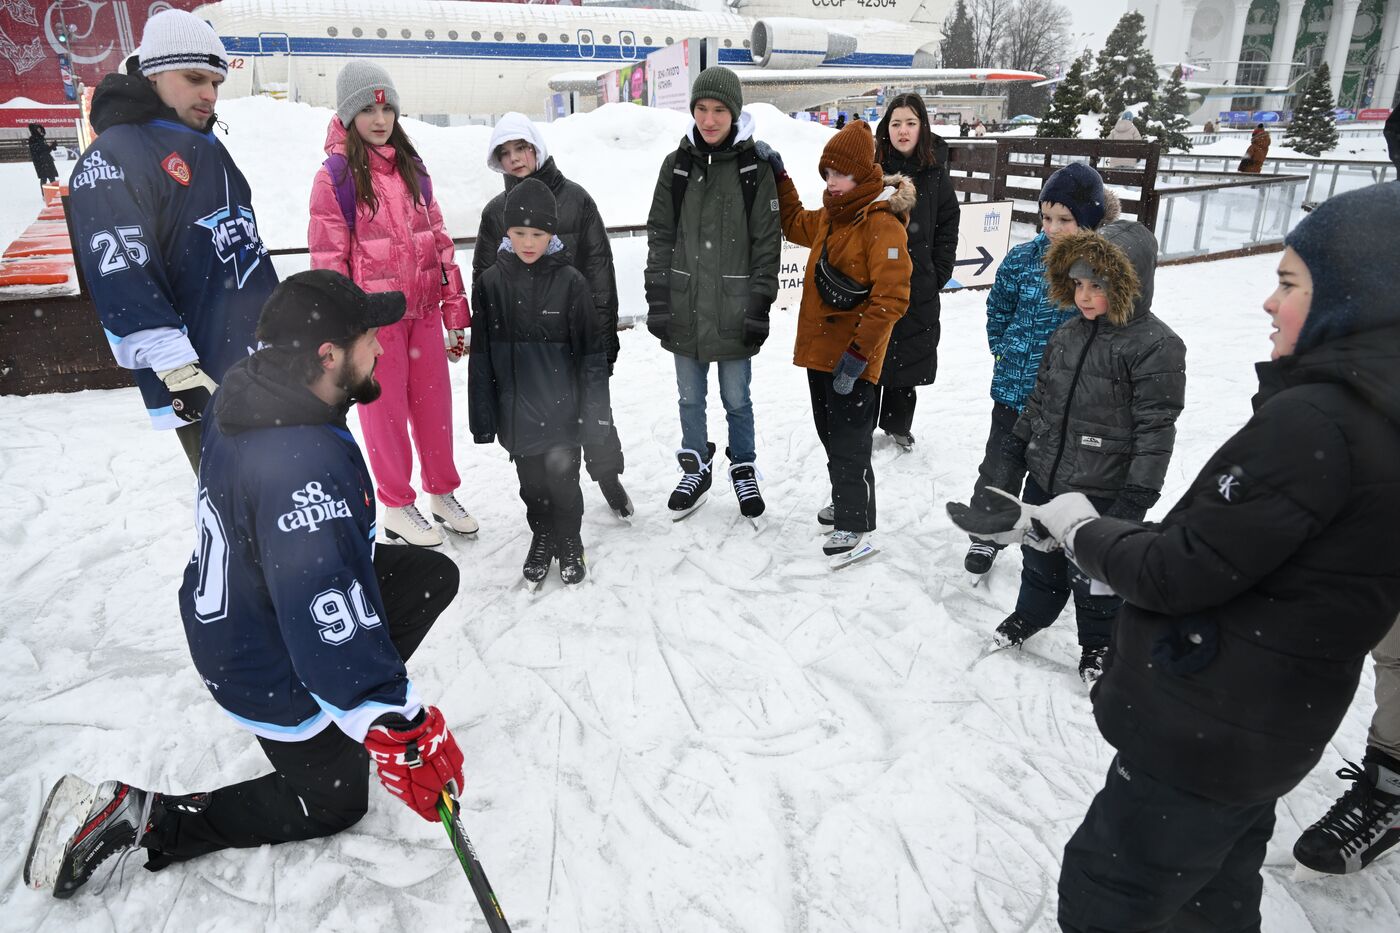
[437,791,511,933]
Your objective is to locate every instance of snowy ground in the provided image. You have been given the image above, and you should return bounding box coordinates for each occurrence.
[3,247,1400,931]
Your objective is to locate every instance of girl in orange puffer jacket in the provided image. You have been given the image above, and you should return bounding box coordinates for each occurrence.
[309,61,474,547]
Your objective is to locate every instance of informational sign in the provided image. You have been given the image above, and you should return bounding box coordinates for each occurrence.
[1252,110,1281,123]
[775,199,1015,311]
[1218,110,1252,125]
[1358,108,1393,122]
[1333,108,1356,122]
[946,200,1013,290]
[647,39,697,113]
[545,93,569,122]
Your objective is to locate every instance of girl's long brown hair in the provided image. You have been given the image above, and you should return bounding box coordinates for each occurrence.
[875,92,938,169]
[340,115,426,220]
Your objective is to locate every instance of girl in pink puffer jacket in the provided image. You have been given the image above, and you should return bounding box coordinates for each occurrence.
[309,61,475,546]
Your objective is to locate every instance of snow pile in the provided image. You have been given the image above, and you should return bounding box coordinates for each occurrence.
[217,98,838,249]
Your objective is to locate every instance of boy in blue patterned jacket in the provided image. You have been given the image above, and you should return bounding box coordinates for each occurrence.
[963,163,1118,576]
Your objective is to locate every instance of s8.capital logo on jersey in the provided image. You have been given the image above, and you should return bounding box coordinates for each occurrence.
[278,481,351,532]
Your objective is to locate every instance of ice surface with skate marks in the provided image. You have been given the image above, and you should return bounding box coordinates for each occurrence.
[2,117,1399,931]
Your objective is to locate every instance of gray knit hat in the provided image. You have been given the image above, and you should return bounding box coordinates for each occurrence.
[137,9,227,78]
[690,66,742,118]
[336,60,400,128]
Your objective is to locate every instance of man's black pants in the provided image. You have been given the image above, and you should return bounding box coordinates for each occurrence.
[144,544,459,869]
[808,369,878,533]
[876,385,917,437]
[968,401,1027,547]
[1059,754,1276,933]
[583,422,625,484]
[515,446,584,540]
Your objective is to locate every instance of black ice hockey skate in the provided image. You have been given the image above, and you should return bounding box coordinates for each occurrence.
[522,534,554,591]
[1294,751,1400,875]
[668,443,715,521]
[726,451,765,525]
[557,536,586,585]
[598,475,634,520]
[25,775,156,898]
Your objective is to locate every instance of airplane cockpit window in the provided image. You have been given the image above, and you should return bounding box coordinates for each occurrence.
[327,27,338,37]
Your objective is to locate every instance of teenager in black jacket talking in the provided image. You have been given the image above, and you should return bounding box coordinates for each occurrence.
[981,183,1400,931]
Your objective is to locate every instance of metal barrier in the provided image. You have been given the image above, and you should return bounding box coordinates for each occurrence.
[1152,171,1308,261]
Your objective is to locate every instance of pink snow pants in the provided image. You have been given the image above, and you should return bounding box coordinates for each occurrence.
[357,308,461,508]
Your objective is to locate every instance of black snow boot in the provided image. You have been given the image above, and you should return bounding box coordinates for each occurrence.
[523,533,554,585]
[726,448,765,518]
[668,442,715,519]
[557,535,586,585]
[1294,748,1400,874]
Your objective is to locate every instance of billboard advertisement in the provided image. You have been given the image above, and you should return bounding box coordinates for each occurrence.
[646,39,696,114]
[1,0,207,129]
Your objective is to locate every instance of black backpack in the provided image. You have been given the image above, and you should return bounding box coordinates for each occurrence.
[670,144,760,226]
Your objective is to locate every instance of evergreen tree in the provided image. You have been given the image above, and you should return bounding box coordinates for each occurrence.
[1144,65,1194,152]
[1038,53,1091,138]
[1284,64,1340,156]
[1087,11,1160,136]
[939,0,977,68]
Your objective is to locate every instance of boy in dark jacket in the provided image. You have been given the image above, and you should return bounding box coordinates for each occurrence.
[955,220,1186,684]
[469,179,611,587]
[476,113,632,519]
[986,183,1400,932]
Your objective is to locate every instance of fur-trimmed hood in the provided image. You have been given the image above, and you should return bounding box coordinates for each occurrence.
[1044,219,1157,325]
[1097,189,1123,226]
[879,172,919,219]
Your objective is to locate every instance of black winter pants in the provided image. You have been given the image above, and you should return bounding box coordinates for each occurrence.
[143,544,459,869]
[808,369,878,533]
[1014,476,1120,649]
[968,401,1026,546]
[876,385,917,437]
[583,422,625,483]
[1059,755,1275,933]
[515,446,584,540]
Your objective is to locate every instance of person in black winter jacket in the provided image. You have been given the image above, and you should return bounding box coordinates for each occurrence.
[469,179,611,587]
[27,123,59,187]
[964,220,1186,685]
[873,93,960,447]
[474,113,632,518]
[1017,183,1400,933]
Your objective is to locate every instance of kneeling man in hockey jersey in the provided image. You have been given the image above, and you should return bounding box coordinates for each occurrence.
[25,271,465,898]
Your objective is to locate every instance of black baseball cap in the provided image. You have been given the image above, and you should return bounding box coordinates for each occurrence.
[257,269,406,349]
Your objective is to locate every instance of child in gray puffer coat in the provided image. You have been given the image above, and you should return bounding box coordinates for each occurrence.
[987,219,1186,684]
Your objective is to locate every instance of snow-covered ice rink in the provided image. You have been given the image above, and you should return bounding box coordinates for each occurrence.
[3,101,1398,932]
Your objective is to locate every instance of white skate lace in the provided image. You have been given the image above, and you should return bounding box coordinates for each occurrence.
[827,530,860,547]
[434,494,471,521]
[729,464,763,502]
[400,504,433,531]
[968,542,997,559]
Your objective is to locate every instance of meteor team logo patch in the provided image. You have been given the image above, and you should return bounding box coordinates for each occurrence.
[161,152,191,186]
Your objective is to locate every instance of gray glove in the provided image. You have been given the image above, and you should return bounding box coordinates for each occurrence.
[753,140,786,178]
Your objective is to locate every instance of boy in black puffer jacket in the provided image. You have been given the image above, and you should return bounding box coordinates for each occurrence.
[988,220,1186,684]
[469,179,612,587]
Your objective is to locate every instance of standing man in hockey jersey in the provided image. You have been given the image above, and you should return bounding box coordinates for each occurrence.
[25,271,465,898]
[68,9,279,472]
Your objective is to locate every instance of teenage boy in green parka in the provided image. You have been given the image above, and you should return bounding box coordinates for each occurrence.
[644,66,782,521]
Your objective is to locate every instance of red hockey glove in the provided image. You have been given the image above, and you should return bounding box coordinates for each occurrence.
[364,706,465,821]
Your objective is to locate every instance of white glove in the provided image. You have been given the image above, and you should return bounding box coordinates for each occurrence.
[1035,492,1100,557]
[445,328,469,363]
[156,362,218,423]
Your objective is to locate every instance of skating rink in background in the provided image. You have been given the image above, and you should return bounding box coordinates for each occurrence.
[2,101,1398,931]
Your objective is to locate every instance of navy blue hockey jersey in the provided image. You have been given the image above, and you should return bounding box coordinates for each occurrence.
[177,355,419,743]
[69,115,278,429]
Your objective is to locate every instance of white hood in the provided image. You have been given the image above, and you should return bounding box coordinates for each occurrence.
[685,110,754,149]
[486,112,549,173]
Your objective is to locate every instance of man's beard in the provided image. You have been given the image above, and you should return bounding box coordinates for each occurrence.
[338,362,381,405]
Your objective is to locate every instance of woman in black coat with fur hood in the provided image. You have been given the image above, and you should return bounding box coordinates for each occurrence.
[873,94,960,448]
[28,123,59,188]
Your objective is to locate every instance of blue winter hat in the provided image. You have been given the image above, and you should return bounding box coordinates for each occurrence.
[1286,181,1400,355]
[1039,162,1107,230]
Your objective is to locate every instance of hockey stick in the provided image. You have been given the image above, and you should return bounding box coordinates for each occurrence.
[437,789,512,933]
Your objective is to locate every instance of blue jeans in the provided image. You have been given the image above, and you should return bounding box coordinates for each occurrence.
[674,355,756,463]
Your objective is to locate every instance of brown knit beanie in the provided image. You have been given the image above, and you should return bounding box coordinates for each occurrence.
[819,120,881,186]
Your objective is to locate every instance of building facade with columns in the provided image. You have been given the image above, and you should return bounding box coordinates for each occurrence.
[1131,0,1400,118]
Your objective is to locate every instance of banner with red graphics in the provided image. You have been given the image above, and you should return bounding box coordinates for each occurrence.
[1,0,206,129]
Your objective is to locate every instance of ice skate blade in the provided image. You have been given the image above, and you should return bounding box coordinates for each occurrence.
[670,493,708,522]
[383,529,443,548]
[523,577,545,594]
[1291,861,1335,882]
[828,542,878,569]
[431,515,479,538]
[24,774,100,894]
